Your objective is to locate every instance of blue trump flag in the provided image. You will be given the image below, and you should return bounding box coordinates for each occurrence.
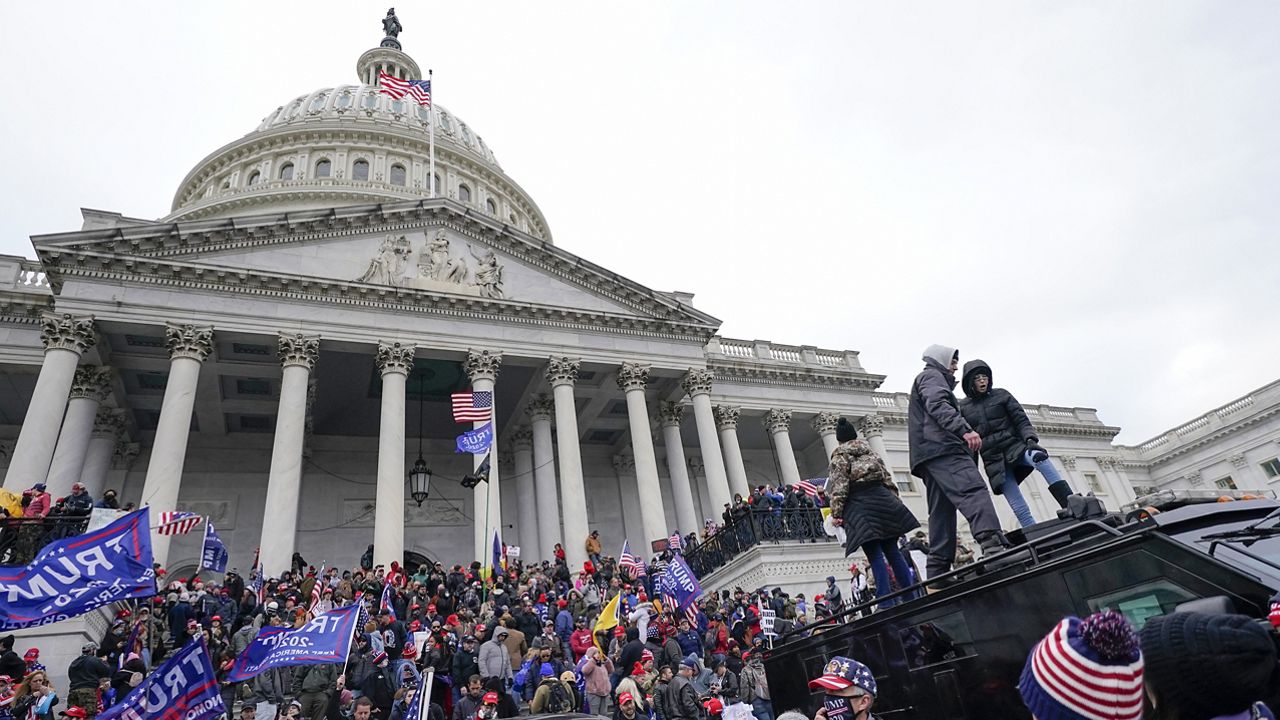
[226,602,362,682]
[200,522,228,573]
[99,637,225,720]
[0,508,154,630]
[660,555,703,610]
[456,422,493,454]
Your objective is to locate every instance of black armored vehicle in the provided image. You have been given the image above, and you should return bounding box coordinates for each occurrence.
[764,491,1280,719]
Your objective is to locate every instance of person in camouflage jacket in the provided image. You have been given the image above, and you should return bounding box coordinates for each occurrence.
[827,419,920,609]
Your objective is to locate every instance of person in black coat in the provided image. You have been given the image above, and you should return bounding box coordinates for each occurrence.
[958,359,1074,527]
[0,635,26,681]
[827,419,920,608]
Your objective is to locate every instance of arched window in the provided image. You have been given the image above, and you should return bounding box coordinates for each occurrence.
[352,160,370,181]
[432,173,442,194]
[315,159,332,178]
[458,184,471,203]
[485,198,497,215]
[247,171,261,186]
[390,164,406,186]
[221,179,231,190]
[308,94,327,112]
[279,163,294,181]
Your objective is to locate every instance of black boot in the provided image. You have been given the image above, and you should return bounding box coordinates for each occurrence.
[1048,481,1073,509]
[976,530,1008,557]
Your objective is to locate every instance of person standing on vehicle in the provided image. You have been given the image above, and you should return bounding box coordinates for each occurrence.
[1139,612,1279,720]
[907,345,1005,579]
[808,656,879,720]
[1018,610,1144,720]
[959,359,1074,527]
[827,418,920,609]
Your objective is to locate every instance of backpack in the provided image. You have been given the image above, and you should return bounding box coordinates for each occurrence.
[548,681,574,713]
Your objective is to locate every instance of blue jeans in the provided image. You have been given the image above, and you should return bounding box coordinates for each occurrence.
[1002,450,1071,527]
[752,700,775,720]
[861,538,917,607]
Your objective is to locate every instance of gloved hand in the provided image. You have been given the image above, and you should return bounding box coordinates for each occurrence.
[1027,443,1048,464]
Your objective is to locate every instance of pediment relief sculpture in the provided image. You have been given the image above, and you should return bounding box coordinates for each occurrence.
[354,230,505,298]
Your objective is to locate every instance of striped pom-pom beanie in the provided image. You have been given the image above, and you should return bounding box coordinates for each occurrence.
[1018,611,1144,720]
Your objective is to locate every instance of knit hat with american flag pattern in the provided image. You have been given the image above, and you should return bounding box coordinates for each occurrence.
[1018,611,1143,720]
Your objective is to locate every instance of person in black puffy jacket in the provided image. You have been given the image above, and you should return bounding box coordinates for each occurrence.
[958,359,1074,527]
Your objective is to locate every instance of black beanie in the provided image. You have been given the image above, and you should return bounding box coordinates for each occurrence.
[835,418,857,443]
[1140,612,1279,720]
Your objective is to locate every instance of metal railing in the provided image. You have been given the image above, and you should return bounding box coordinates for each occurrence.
[0,516,92,566]
[683,506,832,578]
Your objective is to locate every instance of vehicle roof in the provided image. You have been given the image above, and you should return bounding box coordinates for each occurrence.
[1148,497,1280,529]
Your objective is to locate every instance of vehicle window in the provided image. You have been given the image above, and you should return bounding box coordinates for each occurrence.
[1085,579,1197,630]
[898,612,974,669]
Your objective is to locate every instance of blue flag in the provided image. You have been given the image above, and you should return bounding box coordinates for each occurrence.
[491,529,503,574]
[456,422,493,454]
[99,637,225,720]
[200,522,228,573]
[226,603,363,682]
[660,555,703,610]
[380,581,397,621]
[0,508,154,630]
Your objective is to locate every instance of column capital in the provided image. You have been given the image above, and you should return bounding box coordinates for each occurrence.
[509,425,534,451]
[1060,455,1077,469]
[165,323,214,362]
[857,414,885,438]
[680,368,714,397]
[546,356,581,387]
[713,405,740,431]
[612,453,636,474]
[40,312,96,355]
[810,411,840,436]
[657,401,685,428]
[616,362,651,392]
[1185,470,1202,486]
[526,393,556,422]
[763,408,792,433]
[465,349,503,383]
[375,340,415,376]
[92,407,126,438]
[278,333,320,370]
[69,366,113,402]
[1097,456,1116,470]
[113,441,140,470]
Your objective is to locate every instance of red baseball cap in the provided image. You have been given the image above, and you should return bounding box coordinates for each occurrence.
[482,692,499,705]
[618,692,635,706]
[60,708,89,719]
[703,698,724,715]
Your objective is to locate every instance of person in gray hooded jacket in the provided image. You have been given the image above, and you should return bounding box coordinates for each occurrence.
[908,344,1005,579]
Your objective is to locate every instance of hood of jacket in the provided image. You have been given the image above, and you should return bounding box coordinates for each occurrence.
[922,344,957,373]
[961,359,993,398]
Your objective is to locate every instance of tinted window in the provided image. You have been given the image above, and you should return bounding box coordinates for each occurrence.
[898,612,974,669]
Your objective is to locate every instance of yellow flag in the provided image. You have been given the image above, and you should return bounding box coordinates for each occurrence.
[593,592,621,652]
[0,489,22,518]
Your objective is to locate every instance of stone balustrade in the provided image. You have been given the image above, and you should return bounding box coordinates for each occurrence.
[0,255,53,293]
[1125,379,1280,458]
[706,335,862,371]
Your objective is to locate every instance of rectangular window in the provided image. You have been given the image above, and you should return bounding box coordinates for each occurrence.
[894,472,918,494]
[1085,472,1106,495]
[137,372,168,391]
[1261,458,1280,479]
[897,611,974,669]
[235,378,271,396]
[1215,476,1237,490]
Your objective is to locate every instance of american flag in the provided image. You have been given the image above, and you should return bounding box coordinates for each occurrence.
[380,580,397,621]
[795,478,826,498]
[685,602,701,626]
[619,540,646,578]
[248,548,264,604]
[354,592,370,629]
[308,563,326,618]
[156,511,202,536]
[377,71,432,107]
[451,390,493,422]
[668,533,683,552]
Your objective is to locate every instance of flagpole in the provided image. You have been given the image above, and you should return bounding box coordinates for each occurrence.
[418,667,435,719]
[428,69,436,198]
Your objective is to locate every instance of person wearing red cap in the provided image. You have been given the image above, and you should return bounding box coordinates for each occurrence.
[59,708,89,719]
[22,649,44,677]
[615,691,641,720]
[809,656,877,720]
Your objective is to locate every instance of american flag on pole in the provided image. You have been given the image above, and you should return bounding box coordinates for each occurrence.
[308,563,326,618]
[668,533,683,552]
[377,71,432,107]
[795,478,826,499]
[619,540,646,578]
[451,390,493,423]
[380,581,397,621]
[156,511,202,536]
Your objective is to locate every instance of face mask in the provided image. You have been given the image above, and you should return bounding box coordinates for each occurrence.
[824,693,855,720]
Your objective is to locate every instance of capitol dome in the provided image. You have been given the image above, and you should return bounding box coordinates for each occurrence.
[163,34,552,242]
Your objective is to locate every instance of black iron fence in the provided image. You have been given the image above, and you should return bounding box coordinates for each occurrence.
[683,506,833,578]
[0,516,91,565]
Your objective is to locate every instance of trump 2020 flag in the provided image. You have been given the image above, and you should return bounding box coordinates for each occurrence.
[99,637,225,720]
[456,422,493,454]
[0,508,154,630]
[200,522,228,573]
[226,603,362,682]
[660,555,703,610]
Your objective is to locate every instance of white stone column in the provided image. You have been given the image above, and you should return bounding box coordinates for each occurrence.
[465,349,503,562]
[858,414,888,461]
[259,334,319,578]
[618,362,667,548]
[46,366,113,498]
[141,323,213,568]
[764,408,803,487]
[811,411,840,462]
[4,313,96,492]
[658,402,698,537]
[549,357,590,570]
[509,425,539,564]
[527,394,560,562]
[1100,456,1137,504]
[681,369,732,516]
[79,408,124,499]
[373,341,414,570]
[714,405,750,500]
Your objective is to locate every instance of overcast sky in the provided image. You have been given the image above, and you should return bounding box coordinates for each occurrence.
[2,1,1276,443]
